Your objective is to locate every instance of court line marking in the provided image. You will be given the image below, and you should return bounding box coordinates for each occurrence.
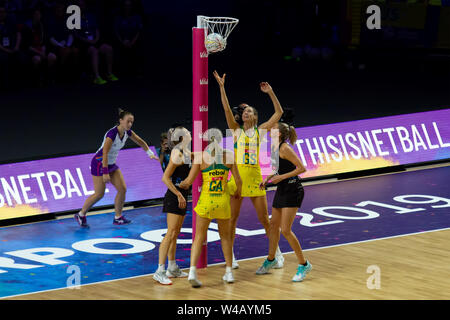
[5,162,449,228]
[2,226,449,300]
[2,163,449,297]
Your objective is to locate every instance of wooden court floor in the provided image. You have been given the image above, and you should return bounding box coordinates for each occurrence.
[7,228,450,300]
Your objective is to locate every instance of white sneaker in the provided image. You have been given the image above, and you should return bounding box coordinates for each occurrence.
[153,270,172,285]
[273,253,284,269]
[222,271,235,283]
[166,266,188,278]
[231,251,239,269]
[188,275,202,288]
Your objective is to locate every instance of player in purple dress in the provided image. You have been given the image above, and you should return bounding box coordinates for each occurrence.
[74,108,158,227]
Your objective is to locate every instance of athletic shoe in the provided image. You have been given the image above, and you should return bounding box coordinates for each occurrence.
[166,266,188,278]
[256,258,278,275]
[273,252,285,269]
[74,212,89,228]
[188,276,202,288]
[232,252,239,269]
[153,270,172,285]
[113,215,132,225]
[93,76,107,85]
[222,271,235,283]
[292,260,312,282]
[107,74,119,82]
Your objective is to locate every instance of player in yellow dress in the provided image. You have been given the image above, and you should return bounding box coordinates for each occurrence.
[213,71,285,269]
[179,132,242,287]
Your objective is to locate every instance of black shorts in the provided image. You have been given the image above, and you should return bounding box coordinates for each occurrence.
[162,188,190,216]
[272,178,304,209]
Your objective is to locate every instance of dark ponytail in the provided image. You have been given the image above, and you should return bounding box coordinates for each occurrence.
[278,122,297,145]
[118,108,133,119]
[288,125,297,145]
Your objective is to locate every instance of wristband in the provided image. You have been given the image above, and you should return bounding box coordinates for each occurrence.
[102,167,109,174]
[146,149,155,158]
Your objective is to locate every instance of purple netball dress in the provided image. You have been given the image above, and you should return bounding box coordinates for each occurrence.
[90,126,133,176]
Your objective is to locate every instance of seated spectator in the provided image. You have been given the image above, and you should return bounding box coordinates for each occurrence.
[156,132,171,172]
[47,2,79,81]
[74,0,118,85]
[114,0,143,76]
[23,7,57,86]
[0,2,25,89]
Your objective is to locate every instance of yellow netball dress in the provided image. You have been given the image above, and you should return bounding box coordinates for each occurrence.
[195,163,233,220]
[228,126,266,197]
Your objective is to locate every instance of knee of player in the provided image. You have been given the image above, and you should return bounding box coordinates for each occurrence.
[280,226,292,237]
[269,219,280,230]
[166,228,179,241]
[118,186,127,194]
[94,190,105,199]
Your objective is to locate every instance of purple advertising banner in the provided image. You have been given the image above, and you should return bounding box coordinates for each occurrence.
[1,109,449,221]
[292,108,450,178]
[0,147,166,220]
[220,109,450,178]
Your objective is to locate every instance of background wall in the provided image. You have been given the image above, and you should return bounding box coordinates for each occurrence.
[1,0,449,163]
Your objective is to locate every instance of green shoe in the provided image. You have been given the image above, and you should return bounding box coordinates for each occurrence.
[93,77,107,85]
[256,258,278,275]
[107,74,119,82]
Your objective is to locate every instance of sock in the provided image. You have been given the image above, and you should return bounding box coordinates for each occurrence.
[225,266,232,273]
[157,264,165,272]
[302,261,308,266]
[275,246,282,257]
[168,260,177,270]
[189,266,197,278]
[78,211,85,217]
[267,257,275,262]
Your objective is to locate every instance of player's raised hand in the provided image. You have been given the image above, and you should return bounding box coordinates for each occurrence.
[260,82,273,93]
[213,70,226,87]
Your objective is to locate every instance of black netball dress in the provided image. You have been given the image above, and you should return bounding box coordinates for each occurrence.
[272,142,305,209]
[162,156,191,215]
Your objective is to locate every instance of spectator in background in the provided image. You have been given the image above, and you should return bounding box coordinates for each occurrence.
[24,6,57,86]
[48,2,79,81]
[74,0,118,85]
[156,132,171,172]
[0,2,24,89]
[114,0,143,77]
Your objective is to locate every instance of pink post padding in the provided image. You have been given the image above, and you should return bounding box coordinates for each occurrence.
[192,27,208,269]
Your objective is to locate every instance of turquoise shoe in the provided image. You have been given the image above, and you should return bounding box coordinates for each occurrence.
[292,260,312,282]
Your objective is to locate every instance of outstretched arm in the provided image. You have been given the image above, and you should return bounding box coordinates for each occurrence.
[213,70,240,130]
[258,82,283,131]
[129,131,158,160]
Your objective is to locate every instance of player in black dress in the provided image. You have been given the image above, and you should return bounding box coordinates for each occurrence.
[153,126,192,285]
[256,122,312,282]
